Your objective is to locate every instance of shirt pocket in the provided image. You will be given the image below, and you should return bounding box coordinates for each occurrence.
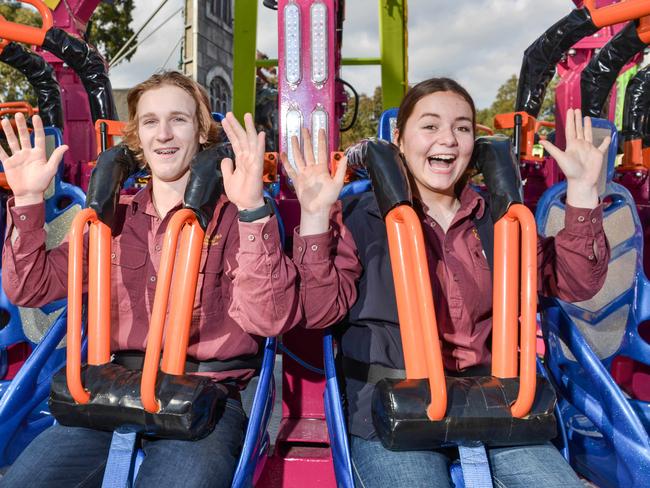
[111,244,148,312]
[469,239,491,272]
[193,246,226,321]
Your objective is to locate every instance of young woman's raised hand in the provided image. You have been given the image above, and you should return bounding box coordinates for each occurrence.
[540,108,611,209]
[220,112,266,210]
[0,113,68,206]
[280,128,347,236]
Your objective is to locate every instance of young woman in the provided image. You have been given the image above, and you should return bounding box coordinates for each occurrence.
[281,78,610,487]
[0,71,292,488]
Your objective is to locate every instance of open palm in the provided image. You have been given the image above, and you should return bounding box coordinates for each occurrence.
[280,128,346,217]
[0,113,68,205]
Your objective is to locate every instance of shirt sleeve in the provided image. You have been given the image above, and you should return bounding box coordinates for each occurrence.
[538,202,610,302]
[228,214,302,337]
[291,201,362,329]
[2,197,75,307]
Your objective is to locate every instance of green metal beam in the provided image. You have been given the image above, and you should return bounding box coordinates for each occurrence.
[232,0,258,122]
[379,0,408,110]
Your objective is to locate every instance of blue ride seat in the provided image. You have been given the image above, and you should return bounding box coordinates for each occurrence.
[0,127,85,466]
[536,118,650,488]
[102,194,283,488]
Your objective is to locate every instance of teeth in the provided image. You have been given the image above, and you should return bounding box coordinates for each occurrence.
[156,149,177,155]
[428,155,455,163]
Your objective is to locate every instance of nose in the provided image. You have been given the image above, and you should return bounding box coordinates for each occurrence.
[155,120,173,141]
[437,126,458,146]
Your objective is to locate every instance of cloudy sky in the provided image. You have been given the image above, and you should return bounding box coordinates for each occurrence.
[109,0,576,109]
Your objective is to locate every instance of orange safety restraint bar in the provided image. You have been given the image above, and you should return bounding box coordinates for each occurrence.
[492,204,538,418]
[141,209,204,413]
[584,0,650,29]
[391,202,538,421]
[67,208,112,404]
[0,0,53,46]
[386,205,447,421]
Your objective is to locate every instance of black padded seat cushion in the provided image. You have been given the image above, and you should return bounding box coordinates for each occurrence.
[49,363,227,440]
[372,375,557,450]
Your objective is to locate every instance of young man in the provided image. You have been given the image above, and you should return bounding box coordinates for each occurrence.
[0,71,292,488]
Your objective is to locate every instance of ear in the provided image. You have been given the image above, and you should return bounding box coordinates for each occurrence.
[392,129,402,151]
[199,132,207,145]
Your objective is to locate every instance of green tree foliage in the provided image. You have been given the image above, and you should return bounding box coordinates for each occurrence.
[340,86,384,149]
[88,1,136,63]
[476,74,558,133]
[0,3,40,105]
[0,1,135,105]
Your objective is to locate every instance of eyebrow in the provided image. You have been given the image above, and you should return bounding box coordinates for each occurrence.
[139,110,192,120]
[419,112,473,123]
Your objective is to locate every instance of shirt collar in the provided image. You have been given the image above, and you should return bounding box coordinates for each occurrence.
[129,181,182,218]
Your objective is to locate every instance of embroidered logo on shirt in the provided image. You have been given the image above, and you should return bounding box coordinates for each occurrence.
[204,233,223,246]
[472,228,481,241]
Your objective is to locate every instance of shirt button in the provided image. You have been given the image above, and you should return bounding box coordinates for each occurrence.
[445,247,451,253]
[111,252,116,260]
[19,214,27,221]
[577,216,585,223]
[588,255,595,261]
[298,246,303,252]
[247,234,255,241]
[591,218,597,224]
[272,273,279,279]
[311,244,318,251]
[263,233,270,240]
[149,276,156,282]
[453,275,459,282]
[155,244,161,251]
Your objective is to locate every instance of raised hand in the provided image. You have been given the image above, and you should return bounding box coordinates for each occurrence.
[220,112,266,211]
[540,108,611,209]
[0,113,68,206]
[280,128,347,236]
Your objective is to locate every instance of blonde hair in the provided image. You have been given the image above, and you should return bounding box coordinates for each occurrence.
[122,71,219,166]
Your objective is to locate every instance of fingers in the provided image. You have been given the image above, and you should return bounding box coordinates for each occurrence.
[598,135,611,154]
[291,135,306,171]
[244,113,258,152]
[0,143,8,163]
[280,152,297,180]
[565,108,576,142]
[220,157,235,185]
[317,129,328,166]
[221,115,242,156]
[574,109,584,140]
[2,117,20,155]
[334,155,347,186]
[539,139,563,164]
[46,144,68,173]
[583,114,593,144]
[256,131,266,165]
[15,113,31,151]
[32,115,46,154]
[302,127,316,166]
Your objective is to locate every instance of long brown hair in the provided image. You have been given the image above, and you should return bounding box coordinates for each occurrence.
[122,71,219,166]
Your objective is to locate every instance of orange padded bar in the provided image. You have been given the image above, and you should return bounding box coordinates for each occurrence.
[622,139,646,170]
[585,0,650,28]
[141,209,204,413]
[67,208,112,404]
[637,15,650,43]
[491,204,538,418]
[492,217,520,378]
[494,111,542,162]
[0,0,53,46]
[94,119,125,155]
[264,152,278,183]
[386,205,447,421]
[160,218,204,374]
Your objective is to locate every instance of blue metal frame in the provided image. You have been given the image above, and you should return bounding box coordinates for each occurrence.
[536,118,650,487]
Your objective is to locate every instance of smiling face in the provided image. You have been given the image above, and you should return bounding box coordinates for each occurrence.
[136,84,206,184]
[395,90,475,199]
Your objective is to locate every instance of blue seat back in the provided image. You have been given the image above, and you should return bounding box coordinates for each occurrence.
[0,127,84,467]
[536,118,650,487]
[378,108,398,141]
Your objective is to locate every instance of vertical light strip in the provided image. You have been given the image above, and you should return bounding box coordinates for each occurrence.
[284,2,302,86]
[310,2,328,86]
